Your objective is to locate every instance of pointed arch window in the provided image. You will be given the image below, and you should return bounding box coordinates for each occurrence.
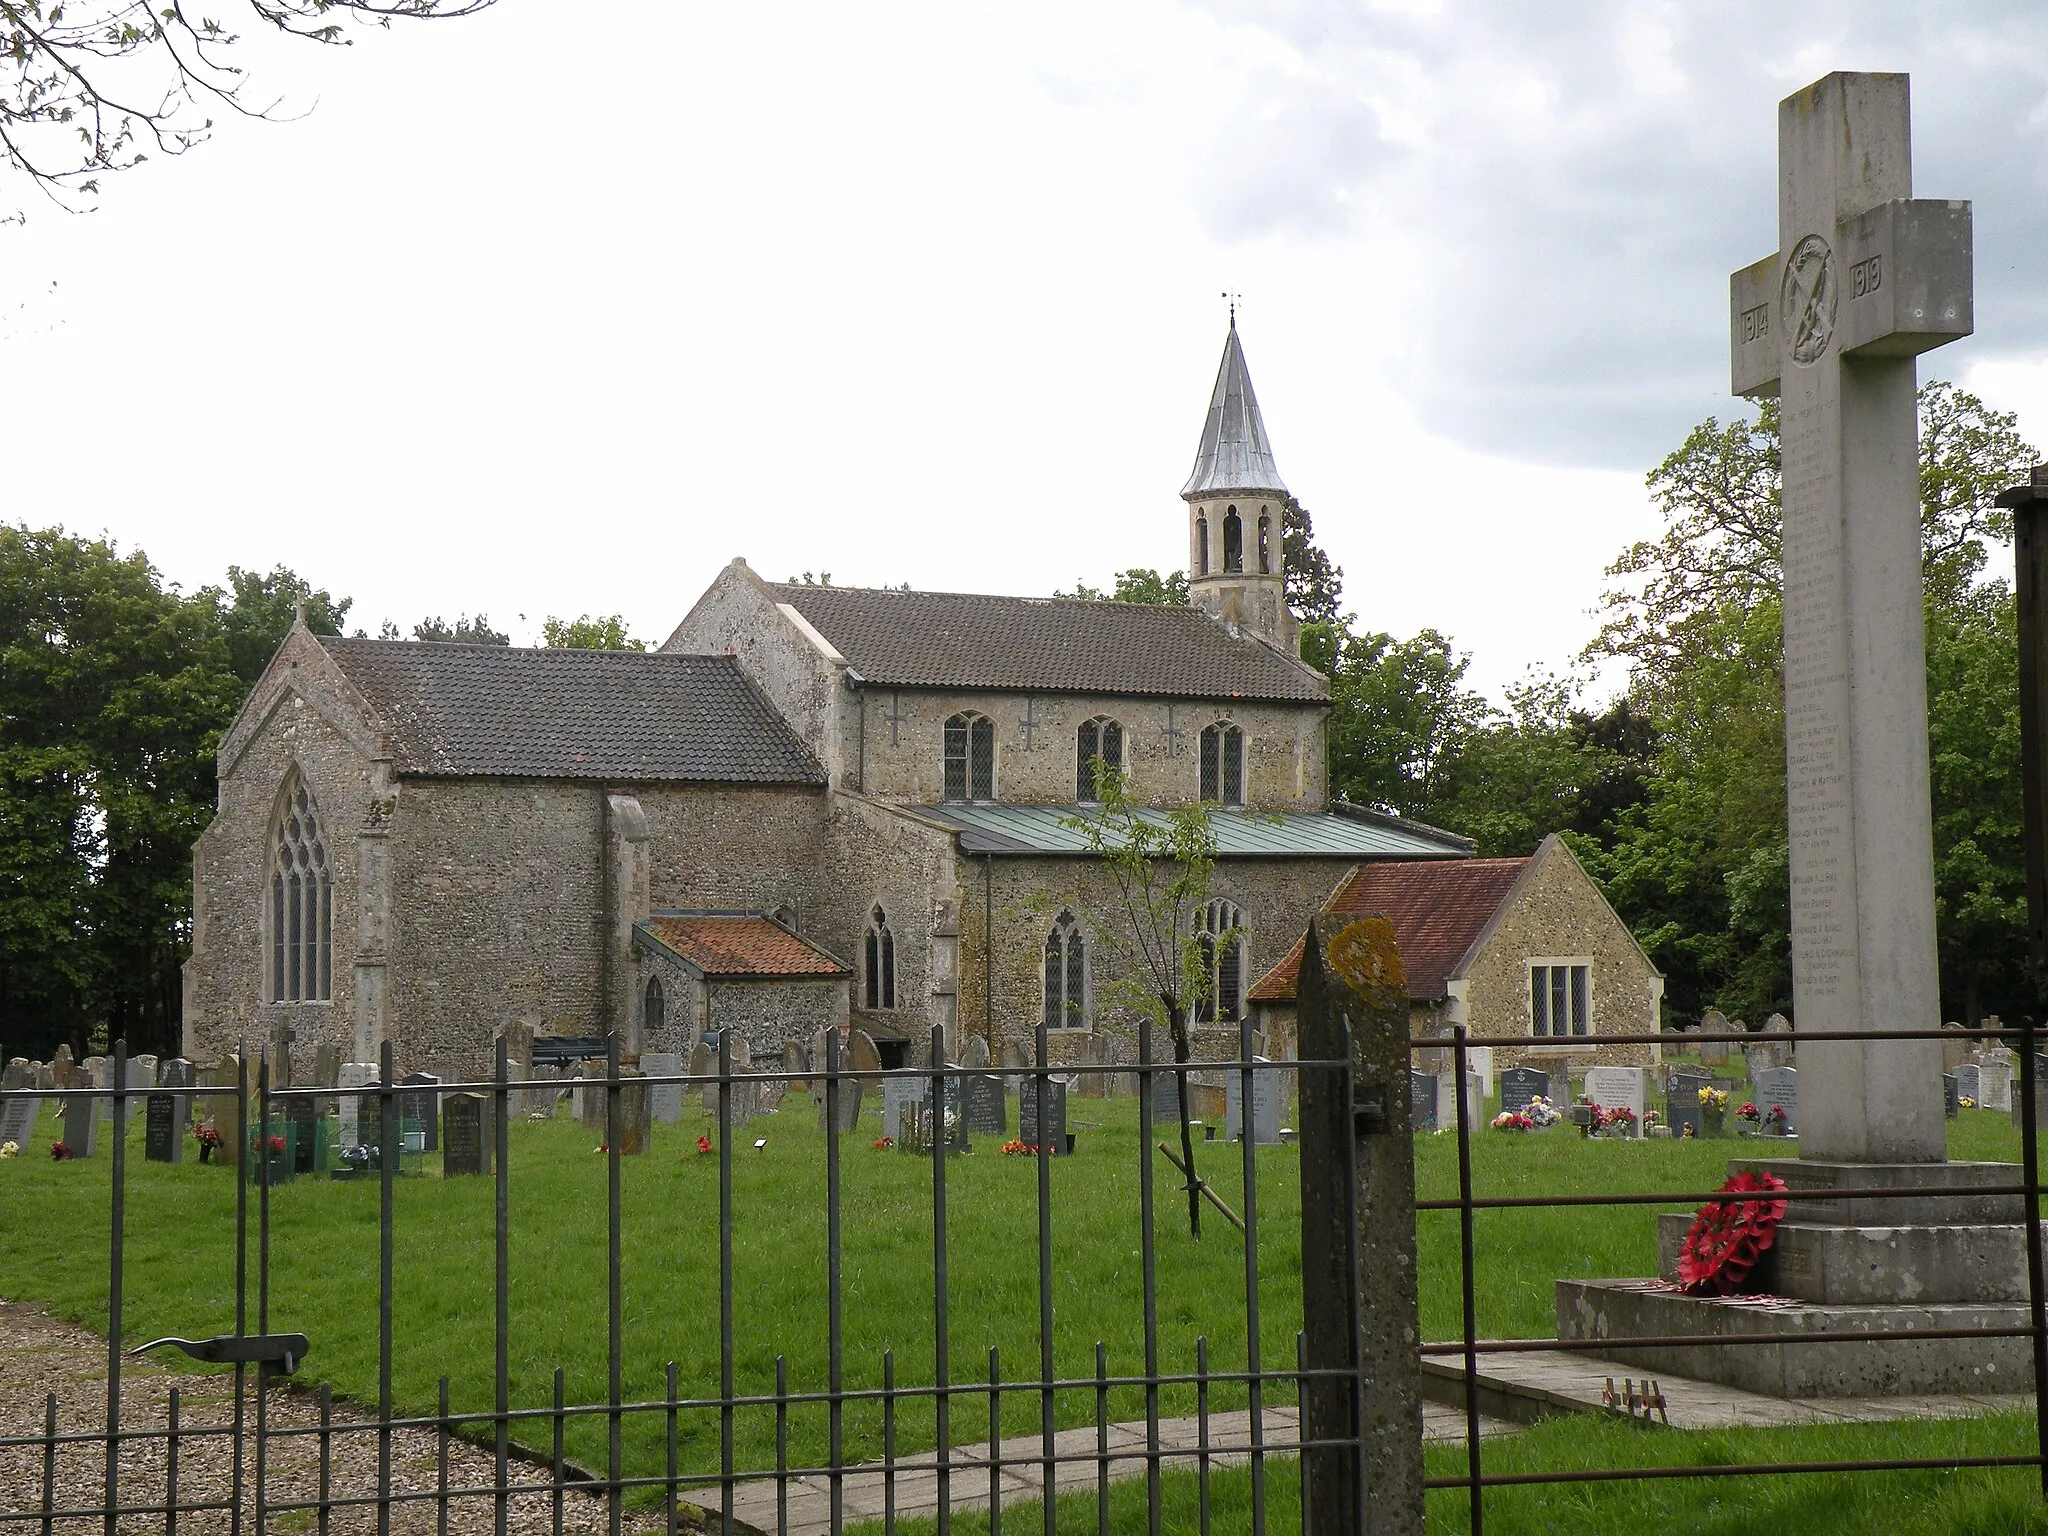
[1223,505,1243,572]
[1199,723,1245,807]
[1075,716,1124,803]
[644,976,666,1037]
[1193,899,1247,1023]
[864,906,897,1010]
[943,712,995,801]
[1258,510,1272,574]
[1195,515,1210,576]
[1043,911,1086,1029]
[269,774,333,1003]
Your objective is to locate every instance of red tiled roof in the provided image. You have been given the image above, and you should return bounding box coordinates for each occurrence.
[1247,857,1532,1004]
[638,913,849,980]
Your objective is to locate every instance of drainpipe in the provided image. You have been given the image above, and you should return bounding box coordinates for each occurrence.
[984,853,995,1047]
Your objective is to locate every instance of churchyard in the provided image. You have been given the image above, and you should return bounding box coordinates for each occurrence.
[0,1057,2039,1529]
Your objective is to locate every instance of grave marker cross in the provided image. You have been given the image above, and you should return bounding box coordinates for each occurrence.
[1729,73,1971,1163]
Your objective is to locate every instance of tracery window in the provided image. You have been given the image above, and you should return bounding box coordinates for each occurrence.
[1195,516,1210,576]
[1258,511,1272,574]
[1193,899,1247,1023]
[1075,716,1124,803]
[864,905,897,1010]
[269,774,333,1003]
[1043,910,1086,1029]
[1199,723,1245,807]
[1223,505,1243,572]
[943,712,995,801]
[644,976,666,1037]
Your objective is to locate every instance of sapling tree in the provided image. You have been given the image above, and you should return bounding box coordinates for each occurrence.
[1064,761,1241,1240]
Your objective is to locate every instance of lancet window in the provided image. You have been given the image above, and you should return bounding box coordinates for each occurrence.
[269,774,333,1003]
[1043,911,1086,1030]
[1199,723,1245,807]
[1193,899,1247,1023]
[865,906,897,1011]
[1075,716,1124,803]
[943,712,996,801]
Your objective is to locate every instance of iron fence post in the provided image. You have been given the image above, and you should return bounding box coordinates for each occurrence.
[1295,913,1422,1536]
[1452,1026,1484,1534]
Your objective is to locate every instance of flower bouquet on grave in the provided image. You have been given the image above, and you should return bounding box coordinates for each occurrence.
[194,1123,224,1164]
[1677,1170,1789,1295]
[1525,1096,1561,1129]
[0,1141,18,1159]
[1764,1104,1790,1136]
[1602,1106,1638,1139]
[1490,1110,1534,1132]
[872,1137,894,1151]
[1959,1096,1977,1110]
[1699,1086,1730,1137]
[334,1143,378,1178]
[49,1141,73,1162]
[1736,1101,1761,1129]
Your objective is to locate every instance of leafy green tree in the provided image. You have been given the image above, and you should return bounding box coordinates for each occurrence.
[1,2,496,216]
[1063,763,1233,1239]
[542,614,645,650]
[400,613,509,645]
[1281,497,1344,627]
[1315,625,1492,819]
[1057,569,1190,605]
[207,565,351,686]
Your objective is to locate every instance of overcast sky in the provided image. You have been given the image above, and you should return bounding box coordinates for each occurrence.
[8,2,2048,699]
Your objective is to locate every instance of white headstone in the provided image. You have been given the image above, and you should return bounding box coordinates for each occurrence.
[882,1077,925,1141]
[1978,1058,2013,1114]
[1583,1066,1651,1137]
[1754,1065,1799,1136]
[642,1052,683,1124]
[1730,72,1969,1163]
[1225,1059,1284,1145]
[1434,1070,1484,1135]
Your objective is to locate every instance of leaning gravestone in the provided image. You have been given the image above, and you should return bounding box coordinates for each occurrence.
[146,1088,183,1163]
[203,1055,246,1165]
[1409,1070,1437,1132]
[966,1074,1007,1135]
[442,1093,491,1176]
[643,1051,683,1124]
[1019,1076,1068,1153]
[62,1091,99,1157]
[1500,1066,1550,1116]
[1225,1059,1284,1144]
[1583,1066,1651,1138]
[1753,1065,1798,1136]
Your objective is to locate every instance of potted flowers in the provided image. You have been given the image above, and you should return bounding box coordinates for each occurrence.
[1490,1109,1534,1132]
[1603,1106,1639,1139]
[1699,1086,1730,1137]
[194,1123,224,1164]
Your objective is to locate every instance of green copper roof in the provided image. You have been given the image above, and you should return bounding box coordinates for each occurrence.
[921,802,1472,859]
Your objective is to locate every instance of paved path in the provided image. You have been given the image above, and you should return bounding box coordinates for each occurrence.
[681,1401,1512,1536]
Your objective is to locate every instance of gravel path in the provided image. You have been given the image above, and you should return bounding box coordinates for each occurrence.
[0,1299,678,1535]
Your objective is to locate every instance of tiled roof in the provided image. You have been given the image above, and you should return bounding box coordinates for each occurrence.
[769,584,1328,704]
[920,802,1470,859]
[1247,857,1532,1003]
[637,912,850,980]
[318,638,823,784]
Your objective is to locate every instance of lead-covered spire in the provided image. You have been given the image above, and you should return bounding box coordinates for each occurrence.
[1181,319,1288,500]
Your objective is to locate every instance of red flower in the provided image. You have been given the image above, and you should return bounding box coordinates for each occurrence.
[49,1141,73,1162]
[267,1136,286,1153]
[872,1137,894,1150]
[1677,1171,1789,1295]
[1736,1101,1760,1122]
[696,1135,714,1155]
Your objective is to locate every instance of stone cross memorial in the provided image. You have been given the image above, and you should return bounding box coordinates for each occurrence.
[1730,72,1969,1163]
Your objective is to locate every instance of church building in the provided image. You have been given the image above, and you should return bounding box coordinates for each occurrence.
[182,325,1474,1076]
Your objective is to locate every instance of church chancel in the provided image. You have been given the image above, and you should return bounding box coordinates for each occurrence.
[1558,73,2032,1397]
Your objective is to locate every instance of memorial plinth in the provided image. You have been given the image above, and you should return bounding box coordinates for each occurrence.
[1555,73,2027,1397]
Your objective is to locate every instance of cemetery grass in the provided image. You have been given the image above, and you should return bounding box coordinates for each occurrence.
[0,1098,2031,1508]
[860,1411,2048,1534]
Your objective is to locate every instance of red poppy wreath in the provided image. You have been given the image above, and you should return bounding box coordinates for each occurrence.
[1676,1171,1789,1295]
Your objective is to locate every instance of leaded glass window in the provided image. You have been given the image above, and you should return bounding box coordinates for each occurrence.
[943,712,995,801]
[1199,723,1245,807]
[270,775,332,1003]
[1075,717,1124,803]
[864,906,897,1010]
[1043,911,1086,1029]
[1193,899,1247,1023]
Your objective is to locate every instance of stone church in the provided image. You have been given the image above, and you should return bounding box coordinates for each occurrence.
[182,324,1474,1076]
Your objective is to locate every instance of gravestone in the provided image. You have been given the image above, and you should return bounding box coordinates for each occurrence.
[966,1074,1006,1136]
[1945,1071,1960,1119]
[203,1055,246,1165]
[282,1094,318,1173]
[1699,1009,1731,1067]
[1941,1024,1971,1072]
[811,1030,866,1134]
[337,1062,377,1151]
[578,1060,609,1131]
[643,1051,683,1124]
[1408,1070,1437,1132]
[1744,1041,1777,1085]
[126,1056,157,1092]
[160,1059,193,1130]
[689,1038,716,1112]
[882,1077,925,1142]
[1666,1071,1712,1138]
[1954,1063,1981,1106]
[1152,1070,1182,1125]
[1019,1076,1068,1153]
[442,1093,492,1176]
[498,1021,535,1077]
[1753,1065,1798,1136]
[846,1029,883,1076]
[1434,1069,1484,1134]
[62,1091,99,1157]
[0,1093,41,1149]
[1762,1014,1794,1068]
[960,1036,991,1071]
[313,1044,342,1112]
[781,1039,807,1090]
[50,1045,76,1089]
[1001,1039,1029,1089]
[33,1063,54,1092]
[2,1058,30,1091]
[1466,1045,1495,1099]
[1499,1067,1550,1116]
[398,1073,441,1153]
[1225,1059,1284,1144]
[146,1089,183,1163]
[1979,1058,2014,1114]
[1583,1066,1651,1138]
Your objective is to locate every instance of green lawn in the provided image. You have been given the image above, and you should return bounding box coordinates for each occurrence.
[0,1088,2034,1519]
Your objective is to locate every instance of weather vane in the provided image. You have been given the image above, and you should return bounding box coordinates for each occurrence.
[1221,290,1241,327]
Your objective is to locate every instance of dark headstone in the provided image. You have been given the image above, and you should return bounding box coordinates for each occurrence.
[1666,1070,1711,1138]
[442,1093,491,1176]
[283,1095,318,1172]
[1019,1076,1068,1153]
[1408,1070,1436,1132]
[398,1073,441,1153]
[966,1074,1006,1136]
[1499,1067,1549,1116]
[1944,1071,1960,1119]
[1954,1063,1982,1105]
[146,1091,183,1163]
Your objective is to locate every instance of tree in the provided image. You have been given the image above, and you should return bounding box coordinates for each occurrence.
[1062,764,1232,1239]
[1281,497,1344,627]
[542,614,644,650]
[1316,625,1492,819]
[0,1,496,217]
[1057,569,1189,605]
[397,613,509,645]
[207,564,350,685]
